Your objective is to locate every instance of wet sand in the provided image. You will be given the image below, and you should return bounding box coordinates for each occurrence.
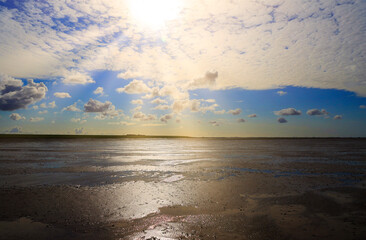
[0,137,365,239]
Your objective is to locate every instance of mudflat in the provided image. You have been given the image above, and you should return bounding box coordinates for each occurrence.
[0,137,365,239]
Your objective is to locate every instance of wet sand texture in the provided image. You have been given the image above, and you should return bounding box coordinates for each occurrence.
[0,137,365,239]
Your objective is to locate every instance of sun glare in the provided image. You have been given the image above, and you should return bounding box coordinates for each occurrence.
[128,0,182,30]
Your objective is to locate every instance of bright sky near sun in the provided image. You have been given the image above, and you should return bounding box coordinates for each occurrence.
[0,0,365,137]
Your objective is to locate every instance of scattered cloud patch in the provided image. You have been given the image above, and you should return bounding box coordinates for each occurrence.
[160,114,173,123]
[278,117,288,123]
[248,114,257,118]
[334,115,342,120]
[108,121,135,126]
[237,118,245,123]
[306,109,328,116]
[274,108,301,116]
[133,111,157,121]
[54,92,71,98]
[154,104,170,110]
[93,87,104,95]
[63,102,81,112]
[84,98,121,119]
[9,113,25,121]
[214,110,226,114]
[38,110,48,114]
[228,108,242,115]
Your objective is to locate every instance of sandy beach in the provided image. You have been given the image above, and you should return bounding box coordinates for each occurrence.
[0,137,365,239]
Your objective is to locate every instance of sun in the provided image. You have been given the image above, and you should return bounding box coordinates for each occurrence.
[128,0,182,30]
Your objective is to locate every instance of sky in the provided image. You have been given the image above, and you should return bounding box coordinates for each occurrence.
[0,0,365,137]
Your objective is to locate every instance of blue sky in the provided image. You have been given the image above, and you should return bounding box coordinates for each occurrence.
[0,0,365,136]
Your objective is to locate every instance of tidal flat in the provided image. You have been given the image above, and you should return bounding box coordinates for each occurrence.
[0,137,365,239]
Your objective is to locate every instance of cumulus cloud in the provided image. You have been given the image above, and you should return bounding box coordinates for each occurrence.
[188,71,218,89]
[38,110,48,114]
[0,74,47,111]
[237,118,245,123]
[117,80,151,94]
[84,98,121,119]
[277,91,287,96]
[93,87,104,95]
[248,114,257,118]
[131,99,143,105]
[84,98,111,112]
[160,114,173,123]
[62,72,94,85]
[71,118,86,124]
[278,117,288,123]
[306,109,328,116]
[274,108,301,116]
[151,98,167,105]
[228,108,242,115]
[63,102,81,112]
[334,115,342,120]
[9,113,25,121]
[30,117,44,122]
[133,111,157,121]
[54,92,71,98]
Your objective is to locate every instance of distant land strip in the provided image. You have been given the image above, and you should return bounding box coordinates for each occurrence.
[0,134,365,140]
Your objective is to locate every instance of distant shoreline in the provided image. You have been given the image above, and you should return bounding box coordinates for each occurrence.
[0,134,365,140]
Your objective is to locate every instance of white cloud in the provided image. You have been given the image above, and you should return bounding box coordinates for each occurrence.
[40,101,56,109]
[131,99,143,105]
[116,80,151,94]
[306,109,328,116]
[30,117,44,122]
[278,117,288,123]
[62,71,95,85]
[63,102,81,112]
[54,92,71,98]
[0,74,47,111]
[133,111,157,121]
[277,91,287,96]
[228,108,242,115]
[38,110,48,114]
[93,87,104,95]
[334,115,342,120]
[151,98,167,105]
[248,114,257,118]
[274,108,301,116]
[9,113,25,121]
